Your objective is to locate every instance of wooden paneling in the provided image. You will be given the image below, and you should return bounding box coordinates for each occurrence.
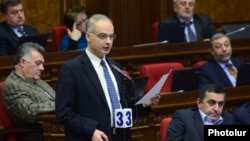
[1,0,249,47]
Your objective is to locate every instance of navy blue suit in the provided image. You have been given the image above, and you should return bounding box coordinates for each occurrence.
[199,59,246,89]
[233,102,250,124]
[160,14,218,42]
[167,107,234,141]
[55,51,150,141]
[0,22,39,56]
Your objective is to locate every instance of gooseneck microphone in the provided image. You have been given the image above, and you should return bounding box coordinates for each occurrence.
[226,26,246,36]
[111,64,140,136]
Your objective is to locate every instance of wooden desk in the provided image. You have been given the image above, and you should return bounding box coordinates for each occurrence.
[37,85,250,141]
[1,39,250,87]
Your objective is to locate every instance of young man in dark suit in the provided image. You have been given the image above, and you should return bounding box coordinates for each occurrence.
[199,33,246,89]
[167,84,234,141]
[159,0,218,42]
[0,0,39,56]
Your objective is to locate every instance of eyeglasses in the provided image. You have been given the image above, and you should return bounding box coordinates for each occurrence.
[76,18,88,26]
[89,32,117,40]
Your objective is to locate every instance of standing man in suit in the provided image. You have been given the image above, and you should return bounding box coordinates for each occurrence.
[55,14,161,141]
[2,42,55,141]
[167,84,234,141]
[199,33,246,89]
[159,0,218,42]
[0,0,39,56]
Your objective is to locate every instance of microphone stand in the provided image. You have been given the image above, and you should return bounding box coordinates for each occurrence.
[111,65,141,140]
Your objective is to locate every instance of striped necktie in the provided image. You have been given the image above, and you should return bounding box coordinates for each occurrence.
[100,60,121,114]
[186,22,197,42]
[226,63,237,79]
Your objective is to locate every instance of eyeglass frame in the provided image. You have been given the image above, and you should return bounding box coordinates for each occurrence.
[88,32,117,40]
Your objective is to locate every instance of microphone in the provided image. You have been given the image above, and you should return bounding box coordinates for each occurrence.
[132,40,168,47]
[226,26,246,36]
[111,64,133,81]
[111,64,141,137]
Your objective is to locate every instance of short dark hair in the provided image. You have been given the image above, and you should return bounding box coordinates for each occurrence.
[0,0,21,14]
[13,42,45,65]
[64,5,87,29]
[199,84,225,101]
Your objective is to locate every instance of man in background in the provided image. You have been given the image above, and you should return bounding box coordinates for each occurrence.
[0,0,39,56]
[199,33,246,89]
[159,0,218,42]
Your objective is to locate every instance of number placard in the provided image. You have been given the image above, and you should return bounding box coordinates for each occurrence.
[114,108,133,128]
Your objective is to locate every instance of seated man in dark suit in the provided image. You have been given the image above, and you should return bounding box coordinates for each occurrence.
[233,102,250,124]
[167,84,234,141]
[199,33,246,89]
[159,0,218,42]
[0,0,39,56]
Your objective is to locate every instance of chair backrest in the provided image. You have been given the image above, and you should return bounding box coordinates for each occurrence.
[193,60,207,69]
[160,117,172,141]
[152,22,159,42]
[139,62,184,94]
[52,26,67,51]
[0,81,18,141]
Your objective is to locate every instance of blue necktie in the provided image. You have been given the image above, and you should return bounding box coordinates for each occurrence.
[101,60,121,114]
[186,22,197,42]
[17,27,27,37]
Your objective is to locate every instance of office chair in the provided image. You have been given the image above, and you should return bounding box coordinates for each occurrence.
[52,26,67,51]
[139,62,184,94]
[152,22,159,42]
[193,60,207,69]
[0,82,42,141]
[160,117,172,141]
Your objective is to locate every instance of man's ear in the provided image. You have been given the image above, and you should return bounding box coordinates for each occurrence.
[196,98,202,108]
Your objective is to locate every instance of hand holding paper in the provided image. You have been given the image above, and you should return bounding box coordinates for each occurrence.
[135,69,172,105]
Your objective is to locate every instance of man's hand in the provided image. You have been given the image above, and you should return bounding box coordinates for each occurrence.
[143,93,161,107]
[92,129,109,141]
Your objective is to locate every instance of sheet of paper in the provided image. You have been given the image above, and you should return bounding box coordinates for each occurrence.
[135,69,172,105]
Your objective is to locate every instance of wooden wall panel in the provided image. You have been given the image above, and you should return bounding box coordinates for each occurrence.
[22,0,63,34]
[195,0,250,24]
[0,0,249,48]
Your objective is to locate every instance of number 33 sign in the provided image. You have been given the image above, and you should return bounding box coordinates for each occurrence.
[114,108,133,128]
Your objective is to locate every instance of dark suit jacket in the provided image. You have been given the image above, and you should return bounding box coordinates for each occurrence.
[199,59,246,89]
[159,14,218,42]
[233,102,250,124]
[167,107,234,141]
[55,51,150,141]
[0,22,39,56]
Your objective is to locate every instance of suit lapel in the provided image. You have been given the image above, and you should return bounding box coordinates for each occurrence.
[193,110,204,140]
[80,53,109,108]
[213,61,233,86]
[1,22,19,42]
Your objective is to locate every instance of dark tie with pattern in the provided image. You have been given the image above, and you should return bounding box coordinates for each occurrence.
[17,27,27,37]
[226,63,237,79]
[100,60,121,117]
[186,22,197,42]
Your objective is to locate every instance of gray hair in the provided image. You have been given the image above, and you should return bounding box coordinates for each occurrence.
[14,42,45,66]
[86,14,112,33]
[210,33,230,47]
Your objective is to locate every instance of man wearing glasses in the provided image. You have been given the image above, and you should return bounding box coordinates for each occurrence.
[55,14,161,141]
